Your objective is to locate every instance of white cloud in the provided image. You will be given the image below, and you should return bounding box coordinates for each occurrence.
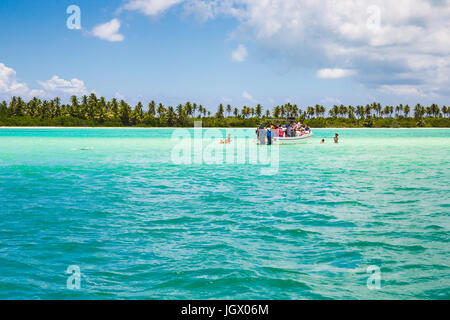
[124,0,184,16]
[38,76,87,96]
[183,0,450,99]
[378,85,428,97]
[92,18,124,42]
[0,62,91,100]
[0,63,44,98]
[242,90,255,102]
[231,44,248,62]
[317,68,356,79]
[183,0,229,21]
[322,97,342,105]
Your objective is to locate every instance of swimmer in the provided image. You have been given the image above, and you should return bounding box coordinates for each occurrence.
[320,139,325,144]
[334,133,339,144]
[220,133,231,144]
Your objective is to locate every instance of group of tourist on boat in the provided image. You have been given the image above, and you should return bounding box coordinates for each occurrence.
[256,121,312,145]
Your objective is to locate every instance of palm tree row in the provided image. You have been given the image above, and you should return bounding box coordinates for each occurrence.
[0,95,448,126]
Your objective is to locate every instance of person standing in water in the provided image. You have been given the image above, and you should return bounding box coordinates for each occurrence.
[334,133,339,144]
[267,127,272,145]
[220,133,231,144]
[258,125,267,144]
[320,139,325,144]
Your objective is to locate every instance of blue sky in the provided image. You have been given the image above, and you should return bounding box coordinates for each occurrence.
[0,0,449,111]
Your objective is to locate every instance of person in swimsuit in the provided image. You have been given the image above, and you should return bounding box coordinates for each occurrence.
[334,133,339,144]
[220,133,231,144]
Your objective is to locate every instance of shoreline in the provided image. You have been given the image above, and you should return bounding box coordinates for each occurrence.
[0,126,449,130]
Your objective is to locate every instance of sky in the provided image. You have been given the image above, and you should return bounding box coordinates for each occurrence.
[0,0,449,111]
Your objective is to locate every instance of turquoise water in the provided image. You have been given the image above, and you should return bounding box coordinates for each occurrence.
[0,128,449,300]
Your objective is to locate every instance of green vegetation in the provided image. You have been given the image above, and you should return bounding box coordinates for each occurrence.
[0,95,449,128]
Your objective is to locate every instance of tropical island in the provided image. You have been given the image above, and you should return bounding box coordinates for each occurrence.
[1,94,449,128]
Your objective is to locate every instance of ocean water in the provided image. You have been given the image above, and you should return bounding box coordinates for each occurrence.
[0,128,449,300]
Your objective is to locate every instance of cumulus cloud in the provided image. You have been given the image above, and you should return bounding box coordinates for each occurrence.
[0,62,90,100]
[317,68,355,79]
[0,63,44,98]
[124,0,184,16]
[378,85,429,97]
[231,44,248,62]
[183,0,450,98]
[38,76,87,96]
[92,18,124,42]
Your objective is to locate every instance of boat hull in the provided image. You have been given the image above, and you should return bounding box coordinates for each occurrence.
[273,133,313,145]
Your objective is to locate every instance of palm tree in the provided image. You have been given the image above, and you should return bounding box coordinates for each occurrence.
[27,97,40,118]
[0,100,8,116]
[97,97,107,122]
[430,104,440,117]
[339,105,348,118]
[148,101,156,117]
[2,95,448,128]
[414,104,424,119]
[273,106,281,118]
[330,105,339,118]
[365,104,372,118]
[404,105,410,118]
[87,93,98,120]
[383,106,390,118]
[373,102,382,118]
[12,96,25,117]
[395,105,402,118]
[111,98,120,120]
[192,103,197,118]
[356,106,365,119]
[216,104,224,119]
[307,106,315,119]
[53,97,61,118]
[166,106,176,126]
[314,105,321,118]
[132,102,144,124]
[241,106,250,118]
[119,100,131,125]
[348,105,355,119]
[184,102,193,117]
[157,103,166,118]
[255,104,262,118]
[292,104,299,118]
[176,104,185,121]
[226,104,232,117]
[442,106,448,117]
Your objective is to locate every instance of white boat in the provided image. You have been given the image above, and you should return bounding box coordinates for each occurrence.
[272,132,313,145]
